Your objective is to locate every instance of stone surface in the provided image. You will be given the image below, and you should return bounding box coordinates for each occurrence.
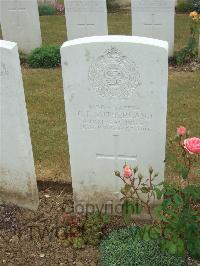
[61,36,168,212]
[0,40,39,210]
[131,0,175,57]
[37,0,57,4]
[0,0,42,54]
[64,0,108,40]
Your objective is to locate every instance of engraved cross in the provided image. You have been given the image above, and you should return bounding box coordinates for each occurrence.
[96,134,137,170]
[144,14,162,37]
[77,17,95,36]
[8,4,26,28]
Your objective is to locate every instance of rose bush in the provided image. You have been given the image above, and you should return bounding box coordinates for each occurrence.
[115,126,200,259]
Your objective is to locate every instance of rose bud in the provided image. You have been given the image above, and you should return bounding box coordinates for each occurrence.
[115,170,121,177]
[177,126,186,136]
[123,165,133,178]
[149,166,153,174]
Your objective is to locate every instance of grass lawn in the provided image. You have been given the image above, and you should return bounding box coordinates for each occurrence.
[1,12,199,182]
[23,67,200,182]
[39,13,191,51]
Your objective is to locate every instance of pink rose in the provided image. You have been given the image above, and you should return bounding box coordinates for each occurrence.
[177,126,186,136]
[123,165,133,177]
[184,137,200,154]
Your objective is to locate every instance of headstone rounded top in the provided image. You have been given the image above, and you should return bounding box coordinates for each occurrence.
[61,35,168,51]
[0,40,17,49]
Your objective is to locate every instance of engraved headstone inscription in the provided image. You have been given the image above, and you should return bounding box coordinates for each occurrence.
[131,0,175,57]
[64,0,108,40]
[0,40,39,210]
[1,0,42,53]
[61,36,168,212]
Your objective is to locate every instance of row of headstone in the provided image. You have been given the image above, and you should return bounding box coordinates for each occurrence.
[64,0,175,56]
[0,0,175,56]
[0,36,168,211]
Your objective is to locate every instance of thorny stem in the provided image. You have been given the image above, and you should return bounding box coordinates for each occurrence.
[119,174,154,221]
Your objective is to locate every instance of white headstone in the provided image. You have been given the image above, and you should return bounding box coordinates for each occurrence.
[0,0,42,54]
[131,0,175,57]
[0,40,39,210]
[61,36,168,213]
[64,0,108,40]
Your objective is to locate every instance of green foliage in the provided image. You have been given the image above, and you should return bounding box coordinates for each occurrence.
[175,36,198,65]
[106,0,120,13]
[38,4,56,16]
[100,227,186,266]
[116,128,200,259]
[58,212,110,248]
[154,183,200,259]
[175,12,199,65]
[176,0,195,13]
[27,45,61,68]
[193,0,200,12]
[83,212,110,245]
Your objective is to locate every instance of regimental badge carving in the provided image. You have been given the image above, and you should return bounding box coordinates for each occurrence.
[88,47,141,98]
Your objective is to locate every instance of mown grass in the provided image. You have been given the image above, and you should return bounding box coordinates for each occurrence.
[166,70,200,183]
[22,67,200,182]
[22,68,70,181]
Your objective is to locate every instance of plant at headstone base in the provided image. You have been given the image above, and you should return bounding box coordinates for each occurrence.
[106,0,120,13]
[175,11,200,65]
[27,45,61,68]
[114,164,158,224]
[100,227,186,266]
[176,0,194,13]
[38,4,56,16]
[58,212,110,248]
[193,0,200,13]
[115,127,200,259]
[58,213,85,248]
[55,3,65,14]
[83,212,110,245]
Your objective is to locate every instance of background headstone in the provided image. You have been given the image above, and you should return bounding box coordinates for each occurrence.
[131,0,175,57]
[64,0,108,40]
[0,40,39,210]
[61,36,168,213]
[0,0,42,54]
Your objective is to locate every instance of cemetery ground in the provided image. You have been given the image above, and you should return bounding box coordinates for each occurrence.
[23,13,200,182]
[0,12,200,265]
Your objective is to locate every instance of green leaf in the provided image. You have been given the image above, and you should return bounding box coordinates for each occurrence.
[140,187,149,193]
[162,199,172,209]
[122,200,135,224]
[142,226,151,241]
[135,203,142,215]
[173,194,183,206]
[149,226,161,239]
[176,238,186,257]
[168,242,177,255]
[161,240,177,255]
[154,188,163,200]
[163,228,172,238]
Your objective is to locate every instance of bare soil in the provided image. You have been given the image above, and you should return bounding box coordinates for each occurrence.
[0,182,199,266]
[0,182,123,266]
